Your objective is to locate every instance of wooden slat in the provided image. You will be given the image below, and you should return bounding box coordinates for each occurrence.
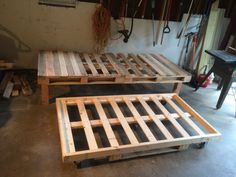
[64,52,75,76]
[145,54,176,76]
[123,97,157,142]
[137,96,174,140]
[38,52,46,76]
[151,54,188,75]
[163,97,205,136]
[3,81,14,98]
[76,100,98,150]
[53,51,62,76]
[59,100,76,153]
[68,52,82,76]
[93,99,119,147]
[109,99,139,144]
[138,54,166,76]
[105,54,129,75]
[0,72,14,94]
[151,96,190,137]
[83,54,98,75]
[74,53,87,75]
[93,54,110,76]
[45,51,55,76]
[65,133,220,162]
[70,113,192,129]
[117,53,143,76]
[64,93,175,105]
[173,95,219,134]
[58,51,68,76]
[128,54,156,76]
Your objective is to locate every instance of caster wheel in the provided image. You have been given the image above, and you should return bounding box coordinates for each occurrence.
[198,142,207,149]
[160,100,167,105]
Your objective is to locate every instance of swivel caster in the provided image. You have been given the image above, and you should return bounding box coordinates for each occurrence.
[198,142,207,149]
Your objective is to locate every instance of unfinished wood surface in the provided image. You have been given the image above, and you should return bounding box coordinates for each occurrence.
[11,89,19,97]
[0,72,14,94]
[70,113,192,129]
[20,75,32,96]
[38,51,191,83]
[76,100,98,150]
[151,96,190,137]
[123,97,157,142]
[109,99,139,145]
[38,51,191,104]
[3,81,14,98]
[0,61,14,70]
[93,98,119,147]
[56,93,221,162]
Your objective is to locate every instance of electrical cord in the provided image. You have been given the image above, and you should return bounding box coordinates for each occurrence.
[118,0,142,43]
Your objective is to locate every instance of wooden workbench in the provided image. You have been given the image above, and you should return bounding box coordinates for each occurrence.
[38,51,191,104]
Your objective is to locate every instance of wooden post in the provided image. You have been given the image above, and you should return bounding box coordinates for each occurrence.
[41,84,49,105]
[172,83,182,94]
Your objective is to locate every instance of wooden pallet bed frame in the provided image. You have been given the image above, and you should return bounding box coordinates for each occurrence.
[38,51,191,104]
[56,93,221,163]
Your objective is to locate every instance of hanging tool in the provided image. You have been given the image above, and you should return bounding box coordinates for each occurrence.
[152,0,156,46]
[141,0,148,18]
[195,0,212,76]
[156,0,168,45]
[118,0,127,18]
[176,1,183,22]
[118,0,143,43]
[133,0,143,17]
[160,0,172,45]
[177,0,194,46]
[183,32,195,69]
[189,33,198,70]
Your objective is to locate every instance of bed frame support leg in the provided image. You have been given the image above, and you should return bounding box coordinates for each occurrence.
[41,84,49,105]
[172,83,183,94]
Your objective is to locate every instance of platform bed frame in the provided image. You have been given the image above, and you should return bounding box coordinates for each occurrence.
[38,52,191,104]
[56,93,221,163]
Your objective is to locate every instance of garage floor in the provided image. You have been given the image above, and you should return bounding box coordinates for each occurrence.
[0,83,236,177]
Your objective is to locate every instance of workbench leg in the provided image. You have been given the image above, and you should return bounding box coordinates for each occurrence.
[172,83,183,94]
[217,78,224,90]
[41,84,49,105]
[216,78,232,109]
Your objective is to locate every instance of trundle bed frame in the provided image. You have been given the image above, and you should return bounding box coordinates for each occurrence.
[56,93,220,163]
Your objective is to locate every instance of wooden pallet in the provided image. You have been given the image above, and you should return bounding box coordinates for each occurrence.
[56,93,221,163]
[38,51,191,84]
[38,51,191,104]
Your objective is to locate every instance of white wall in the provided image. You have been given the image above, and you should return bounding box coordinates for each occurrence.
[0,0,196,68]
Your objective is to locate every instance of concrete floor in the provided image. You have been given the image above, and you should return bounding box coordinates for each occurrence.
[0,83,236,177]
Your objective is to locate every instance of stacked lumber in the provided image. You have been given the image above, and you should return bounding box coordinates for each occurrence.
[0,60,14,70]
[0,72,32,99]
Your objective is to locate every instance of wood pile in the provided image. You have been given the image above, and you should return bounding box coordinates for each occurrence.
[0,60,14,70]
[0,71,33,99]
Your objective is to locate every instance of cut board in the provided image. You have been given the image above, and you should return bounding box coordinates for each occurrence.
[56,93,221,162]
